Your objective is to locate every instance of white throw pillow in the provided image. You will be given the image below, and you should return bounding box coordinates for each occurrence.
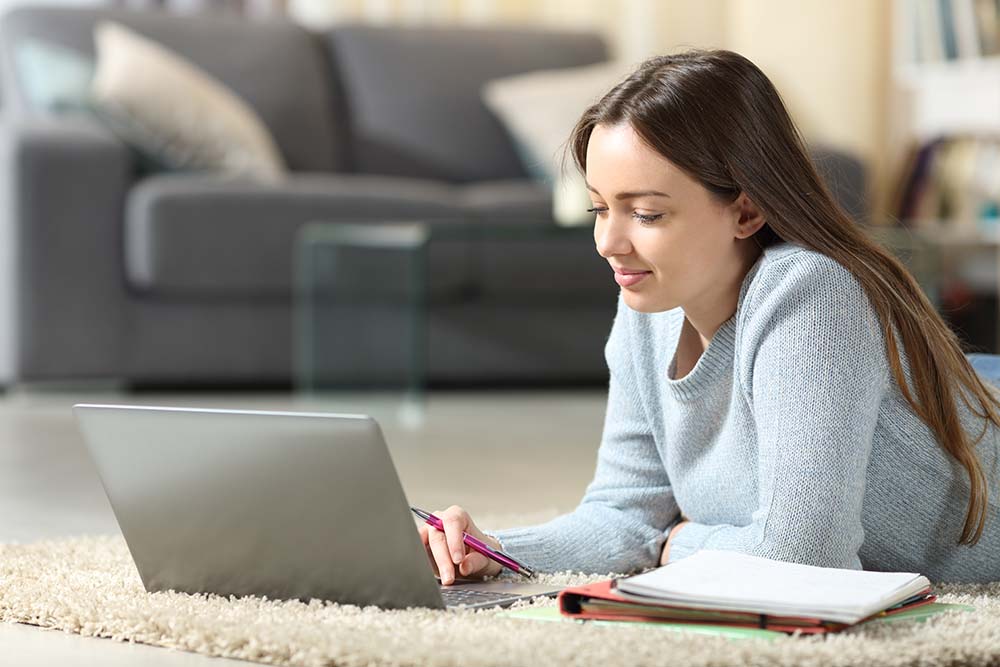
[482,61,632,225]
[481,61,631,184]
[90,21,287,180]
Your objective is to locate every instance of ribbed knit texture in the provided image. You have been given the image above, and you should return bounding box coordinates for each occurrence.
[484,242,1000,583]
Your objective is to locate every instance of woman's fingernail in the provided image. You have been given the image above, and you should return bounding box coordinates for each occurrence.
[453,551,462,563]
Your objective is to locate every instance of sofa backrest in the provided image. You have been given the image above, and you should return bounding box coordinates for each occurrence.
[0,6,344,172]
[323,24,608,184]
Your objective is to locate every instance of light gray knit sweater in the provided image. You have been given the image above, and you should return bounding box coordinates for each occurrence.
[484,242,1000,583]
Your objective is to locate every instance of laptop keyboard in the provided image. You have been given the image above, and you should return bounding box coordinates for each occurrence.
[440,587,519,607]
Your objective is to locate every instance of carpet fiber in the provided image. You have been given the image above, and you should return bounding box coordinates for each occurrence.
[2,512,999,667]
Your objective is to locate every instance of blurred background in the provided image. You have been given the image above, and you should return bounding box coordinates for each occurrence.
[0,0,996,399]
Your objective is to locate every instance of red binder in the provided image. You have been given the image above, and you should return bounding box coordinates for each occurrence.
[557,579,936,634]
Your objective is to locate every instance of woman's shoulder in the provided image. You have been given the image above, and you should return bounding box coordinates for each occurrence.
[741,241,866,314]
[757,241,853,281]
[734,241,890,401]
[736,240,882,356]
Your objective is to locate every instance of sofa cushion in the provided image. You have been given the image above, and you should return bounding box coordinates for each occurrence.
[455,179,616,298]
[323,24,608,183]
[125,173,470,297]
[125,174,612,301]
[458,179,553,223]
[481,61,631,183]
[473,226,615,300]
[91,21,286,180]
[0,6,342,172]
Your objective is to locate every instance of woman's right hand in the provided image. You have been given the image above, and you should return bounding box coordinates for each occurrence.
[417,505,504,585]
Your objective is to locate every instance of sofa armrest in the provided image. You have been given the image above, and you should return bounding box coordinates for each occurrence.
[0,115,134,384]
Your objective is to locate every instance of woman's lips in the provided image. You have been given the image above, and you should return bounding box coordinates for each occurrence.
[614,270,652,288]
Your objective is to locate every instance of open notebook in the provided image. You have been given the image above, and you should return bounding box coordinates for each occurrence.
[612,550,931,625]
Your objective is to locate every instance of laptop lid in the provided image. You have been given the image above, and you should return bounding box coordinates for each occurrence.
[73,404,447,610]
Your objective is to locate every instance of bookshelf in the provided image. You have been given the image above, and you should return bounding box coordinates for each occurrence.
[890,0,1000,228]
[889,0,1000,351]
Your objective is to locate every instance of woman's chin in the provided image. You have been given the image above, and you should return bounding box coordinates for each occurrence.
[622,291,675,314]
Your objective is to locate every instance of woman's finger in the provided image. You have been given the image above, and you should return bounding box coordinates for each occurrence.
[442,512,467,565]
[427,522,456,584]
[459,551,489,577]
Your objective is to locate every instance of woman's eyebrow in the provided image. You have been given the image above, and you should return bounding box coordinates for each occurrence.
[585,183,671,199]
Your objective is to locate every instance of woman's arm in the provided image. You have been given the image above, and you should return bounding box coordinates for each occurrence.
[659,518,690,564]
[484,293,681,574]
[665,254,891,569]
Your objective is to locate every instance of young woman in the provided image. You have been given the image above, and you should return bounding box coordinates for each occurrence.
[419,49,1000,585]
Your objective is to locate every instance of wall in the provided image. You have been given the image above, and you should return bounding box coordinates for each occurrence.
[726,0,892,222]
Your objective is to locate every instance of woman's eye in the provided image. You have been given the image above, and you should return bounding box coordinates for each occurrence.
[586,207,663,226]
[633,212,663,225]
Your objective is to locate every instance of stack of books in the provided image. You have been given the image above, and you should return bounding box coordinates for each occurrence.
[558,550,936,634]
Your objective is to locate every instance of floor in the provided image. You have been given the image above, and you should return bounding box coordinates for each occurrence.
[0,386,607,664]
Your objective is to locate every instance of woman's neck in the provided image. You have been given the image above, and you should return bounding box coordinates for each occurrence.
[683,242,763,346]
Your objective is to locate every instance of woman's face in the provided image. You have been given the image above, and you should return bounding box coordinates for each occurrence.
[586,122,755,316]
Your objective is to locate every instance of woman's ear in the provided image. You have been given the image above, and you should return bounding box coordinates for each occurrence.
[732,192,766,239]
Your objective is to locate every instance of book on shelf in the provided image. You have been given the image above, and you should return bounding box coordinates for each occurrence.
[890,135,1000,234]
[905,0,1000,64]
[557,550,935,635]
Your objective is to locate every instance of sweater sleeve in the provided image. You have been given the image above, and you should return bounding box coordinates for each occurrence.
[666,254,890,569]
[483,293,681,574]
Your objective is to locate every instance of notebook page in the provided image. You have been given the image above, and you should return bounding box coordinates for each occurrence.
[616,550,929,623]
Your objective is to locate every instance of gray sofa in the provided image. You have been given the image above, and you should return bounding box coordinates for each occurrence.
[0,6,867,388]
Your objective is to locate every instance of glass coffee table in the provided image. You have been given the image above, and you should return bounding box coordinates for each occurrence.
[294,219,598,425]
[294,218,992,423]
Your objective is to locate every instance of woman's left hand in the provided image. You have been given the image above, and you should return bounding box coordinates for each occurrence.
[659,520,690,565]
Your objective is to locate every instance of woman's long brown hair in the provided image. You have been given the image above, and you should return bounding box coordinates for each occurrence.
[566,48,997,545]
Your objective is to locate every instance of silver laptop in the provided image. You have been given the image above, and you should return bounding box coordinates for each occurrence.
[73,404,562,610]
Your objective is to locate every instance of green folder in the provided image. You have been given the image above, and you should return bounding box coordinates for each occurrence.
[498,602,974,641]
[498,605,783,640]
[864,601,975,625]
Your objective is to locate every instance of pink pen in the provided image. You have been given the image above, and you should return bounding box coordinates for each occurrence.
[411,506,535,578]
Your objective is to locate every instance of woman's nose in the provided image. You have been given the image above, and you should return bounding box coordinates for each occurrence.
[594,217,631,259]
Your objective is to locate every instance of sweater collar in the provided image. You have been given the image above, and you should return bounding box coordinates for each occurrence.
[661,245,779,401]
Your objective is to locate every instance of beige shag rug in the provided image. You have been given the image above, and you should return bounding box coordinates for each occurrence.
[1,512,999,667]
